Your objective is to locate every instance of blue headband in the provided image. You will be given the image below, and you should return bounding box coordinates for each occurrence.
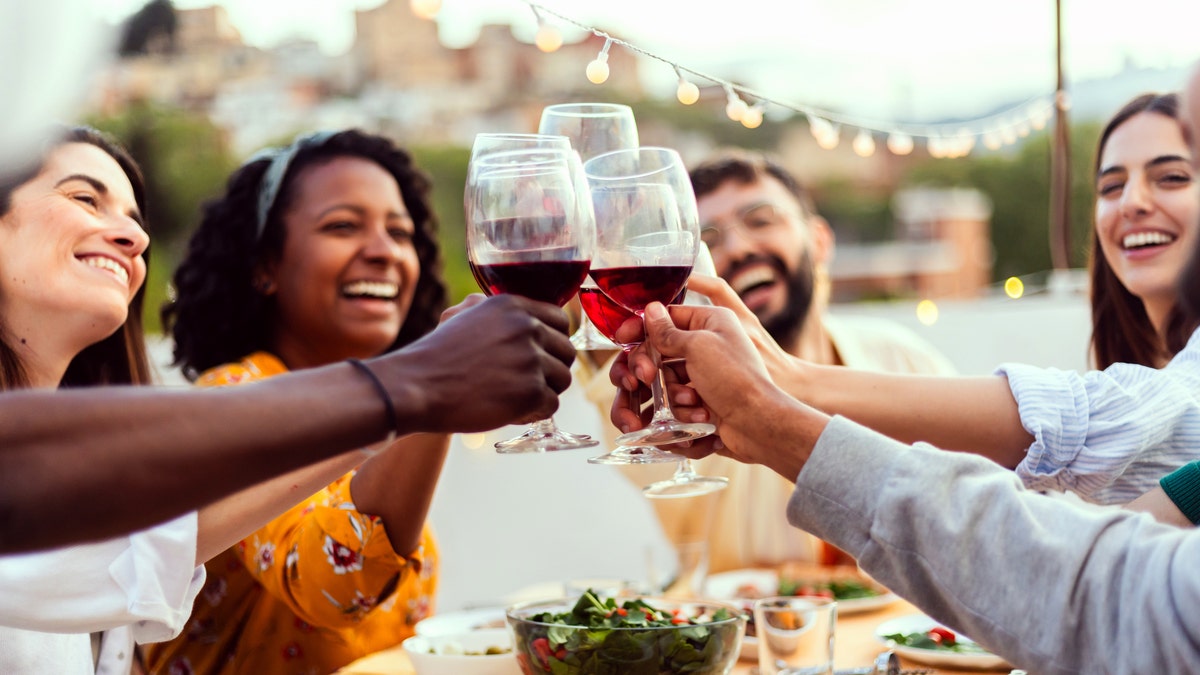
[250,130,338,240]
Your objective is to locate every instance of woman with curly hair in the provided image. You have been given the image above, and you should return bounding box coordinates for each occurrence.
[148,129,451,674]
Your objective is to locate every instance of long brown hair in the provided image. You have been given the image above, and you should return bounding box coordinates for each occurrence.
[0,126,153,390]
[1089,93,1199,369]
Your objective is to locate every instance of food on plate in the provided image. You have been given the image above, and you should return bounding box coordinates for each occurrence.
[882,626,992,655]
[507,590,744,674]
[736,577,882,601]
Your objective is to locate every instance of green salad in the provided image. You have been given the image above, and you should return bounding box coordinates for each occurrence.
[509,590,743,675]
[883,626,992,654]
[776,578,880,600]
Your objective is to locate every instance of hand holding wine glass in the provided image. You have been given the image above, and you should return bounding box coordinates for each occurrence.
[465,145,597,452]
[584,147,716,451]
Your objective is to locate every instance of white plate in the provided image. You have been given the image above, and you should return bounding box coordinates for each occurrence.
[704,568,899,615]
[874,614,1011,670]
[415,608,508,637]
[704,568,898,661]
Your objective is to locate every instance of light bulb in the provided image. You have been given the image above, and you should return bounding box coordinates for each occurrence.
[535,24,562,52]
[983,131,1002,151]
[815,127,840,150]
[852,129,875,157]
[887,132,914,155]
[1004,277,1024,299]
[741,106,763,129]
[1016,120,1031,137]
[726,96,748,122]
[409,0,440,19]
[586,55,609,84]
[916,299,939,326]
[1000,127,1018,145]
[676,79,700,105]
[927,137,945,158]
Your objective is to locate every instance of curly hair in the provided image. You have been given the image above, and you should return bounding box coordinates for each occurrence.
[0,125,152,390]
[162,129,447,380]
[1089,93,1198,369]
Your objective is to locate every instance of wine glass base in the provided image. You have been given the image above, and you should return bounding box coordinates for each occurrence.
[494,428,599,453]
[643,475,729,499]
[615,421,716,447]
[570,332,620,351]
[587,446,684,465]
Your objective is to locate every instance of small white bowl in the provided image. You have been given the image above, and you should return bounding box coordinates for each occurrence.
[402,628,521,675]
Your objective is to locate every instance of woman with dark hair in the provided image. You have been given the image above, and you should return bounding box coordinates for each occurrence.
[147,129,452,674]
[1089,92,1199,369]
[625,90,1200,507]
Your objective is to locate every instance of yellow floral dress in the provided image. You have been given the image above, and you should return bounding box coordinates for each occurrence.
[144,352,439,675]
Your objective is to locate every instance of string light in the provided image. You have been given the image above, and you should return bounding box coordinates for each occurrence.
[887,132,914,156]
[675,67,700,105]
[519,1,1054,155]
[586,38,612,84]
[724,86,748,122]
[916,299,939,326]
[1004,277,1025,299]
[529,4,562,52]
[852,129,876,157]
[409,0,441,19]
[741,103,764,129]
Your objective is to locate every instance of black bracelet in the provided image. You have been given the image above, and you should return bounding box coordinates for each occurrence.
[347,358,398,444]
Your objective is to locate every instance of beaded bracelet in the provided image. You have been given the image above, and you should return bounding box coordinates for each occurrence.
[347,358,398,450]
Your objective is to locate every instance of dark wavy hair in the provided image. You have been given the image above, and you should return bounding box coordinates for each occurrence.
[689,149,818,217]
[1089,93,1198,369]
[163,129,446,380]
[0,125,152,390]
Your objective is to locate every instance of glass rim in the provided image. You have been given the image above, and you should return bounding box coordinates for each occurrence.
[583,146,684,182]
[472,132,571,146]
[752,595,838,610]
[505,596,747,628]
[541,102,635,118]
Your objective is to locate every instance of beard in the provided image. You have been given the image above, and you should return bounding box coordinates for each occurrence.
[726,251,815,348]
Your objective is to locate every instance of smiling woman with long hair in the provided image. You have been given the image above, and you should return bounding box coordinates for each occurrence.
[148,129,452,675]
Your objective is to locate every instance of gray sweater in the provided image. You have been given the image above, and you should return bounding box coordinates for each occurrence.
[787,416,1200,675]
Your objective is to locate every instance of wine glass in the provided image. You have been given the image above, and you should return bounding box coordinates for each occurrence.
[579,278,687,466]
[643,243,729,497]
[464,149,598,453]
[584,147,717,450]
[539,103,639,351]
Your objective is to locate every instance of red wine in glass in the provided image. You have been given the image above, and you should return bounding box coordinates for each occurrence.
[476,260,590,307]
[588,265,692,314]
[579,286,686,345]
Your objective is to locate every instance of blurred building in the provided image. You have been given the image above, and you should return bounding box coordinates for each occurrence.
[830,187,993,301]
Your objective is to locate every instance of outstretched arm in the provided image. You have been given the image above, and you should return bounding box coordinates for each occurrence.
[0,294,575,554]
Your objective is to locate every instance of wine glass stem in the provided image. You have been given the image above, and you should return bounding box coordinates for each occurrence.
[674,459,698,481]
[647,343,679,426]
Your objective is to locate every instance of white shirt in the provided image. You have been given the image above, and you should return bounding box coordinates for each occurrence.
[1000,328,1200,504]
[0,512,205,674]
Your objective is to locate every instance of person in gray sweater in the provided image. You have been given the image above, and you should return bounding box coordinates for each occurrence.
[620,297,1198,674]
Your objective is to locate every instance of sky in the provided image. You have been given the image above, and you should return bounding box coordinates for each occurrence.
[92,0,1200,121]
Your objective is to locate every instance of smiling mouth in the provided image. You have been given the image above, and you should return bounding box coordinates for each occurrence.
[81,256,129,286]
[1122,231,1176,251]
[342,280,399,300]
[728,266,777,297]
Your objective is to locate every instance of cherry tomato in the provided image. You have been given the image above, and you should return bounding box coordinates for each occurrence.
[929,627,957,646]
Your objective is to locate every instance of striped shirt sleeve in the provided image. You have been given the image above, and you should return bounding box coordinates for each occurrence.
[996,331,1200,504]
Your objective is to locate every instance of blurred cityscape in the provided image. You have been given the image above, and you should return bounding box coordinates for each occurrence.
[90,1,1188,328]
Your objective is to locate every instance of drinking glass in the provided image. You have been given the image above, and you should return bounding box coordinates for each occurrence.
[584,147,716,450]
[464,149,597,452]
[539,103,639,351]
[754,596,837,675]
[643,244,729,496]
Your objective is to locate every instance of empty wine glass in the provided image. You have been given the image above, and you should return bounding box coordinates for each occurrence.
[584,147,717,451]
[465,147,598,452]
[643,243,729,496]
[539,103,639,351]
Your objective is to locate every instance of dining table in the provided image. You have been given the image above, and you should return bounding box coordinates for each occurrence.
[335,593,1014,675]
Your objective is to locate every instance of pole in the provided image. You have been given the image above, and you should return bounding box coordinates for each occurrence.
[1049,0,1072,270]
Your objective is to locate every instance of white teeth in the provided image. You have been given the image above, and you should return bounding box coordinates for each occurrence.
[83,257,129,285]
[729,267,776,295]
[342,280,399,299]
[1122,231,1176,250]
